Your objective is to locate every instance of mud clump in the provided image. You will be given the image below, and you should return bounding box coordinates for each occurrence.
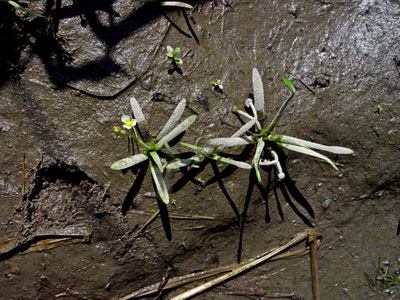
[17,156,126,243]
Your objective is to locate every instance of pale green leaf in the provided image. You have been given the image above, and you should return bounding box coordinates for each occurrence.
[212,155,252,169]
[150,162,169,204]
[111,153,148,170]
[179,142,210,157]
[160,1,193,9]
[156,115,197,150]
[279,143,338,170]
[157,99,187,140]
[166,157,203,169]
[149,151,164,172]
[166,45,174,54]
[6,0,44,17]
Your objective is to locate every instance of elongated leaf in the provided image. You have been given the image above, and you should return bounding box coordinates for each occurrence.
[179,142,210,156]
[208,136,254,148]
[166,45,174,54]
[212,155,252,169]
[150,162,169,204]
[130,96,146,123]
[157,99,186,140]
[166,157,203,169]
[149,151,164,172]
[130,96,150,139]
[160,1,193,8]
[283,78,296,94]
[252,138,265,182]
[252,68,265,119]
[111,153,148,170]
[262,93,294,135]
[279,143,338,170]
[277,135,353,154]
[232,119,256,137]
[156,115,197,150]
[6,0,44,17]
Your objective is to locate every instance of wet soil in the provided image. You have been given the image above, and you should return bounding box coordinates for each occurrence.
[1,0,400,299]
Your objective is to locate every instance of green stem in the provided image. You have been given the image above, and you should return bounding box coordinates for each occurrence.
[262,93,294,136]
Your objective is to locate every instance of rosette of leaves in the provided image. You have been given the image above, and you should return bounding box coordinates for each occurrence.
[166,113,255,171]
[209,68,353,182]
[166,45,183,65]
[111,97,197,204]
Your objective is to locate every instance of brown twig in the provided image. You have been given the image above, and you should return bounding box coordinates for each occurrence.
[119,230,321,300]
[308,229,322,300]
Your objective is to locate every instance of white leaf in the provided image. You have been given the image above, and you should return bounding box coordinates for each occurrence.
[209,136,254,148]
[156,115,197,150]
[130,96,146,123]
[252,138,265,182]
[150,162,169,204]
[157,99,186,140]
[279,143,338,170]
[252,68,265,119]
[232,120,256,137]
[111,153,148,170]
[279,135,354,154]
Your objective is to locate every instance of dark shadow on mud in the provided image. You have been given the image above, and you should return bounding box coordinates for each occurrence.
[0,0,201,94]
[122,161,149,215]
[237,146,314,262]
[0,5,32,86]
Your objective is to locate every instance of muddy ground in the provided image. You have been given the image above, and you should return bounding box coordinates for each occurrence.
[0,0,399,299]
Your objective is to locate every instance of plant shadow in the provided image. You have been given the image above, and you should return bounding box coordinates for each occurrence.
[1,0,200,94]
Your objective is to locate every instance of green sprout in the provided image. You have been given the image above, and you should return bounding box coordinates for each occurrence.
[354,257,400,297]
[208,68,353,182]
[167,45,183,65]
[111,97,197,204]
[212,79,224,92]
[1,0,44,17]
[375,104,383,114]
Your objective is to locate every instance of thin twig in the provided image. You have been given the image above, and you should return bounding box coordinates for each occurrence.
[132,210,215,220]
[171,229,321,300]
[118,248,310,300]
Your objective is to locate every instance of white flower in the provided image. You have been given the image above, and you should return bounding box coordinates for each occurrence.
[121,115,136,130]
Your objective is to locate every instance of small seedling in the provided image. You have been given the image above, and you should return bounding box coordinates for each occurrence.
[111,97,197,204]
[208,68,353,182]
[1,0,44,17]
[212,79,223,92]
[375,104,383,114]
[167,46,183,65]
[354,257,400,297]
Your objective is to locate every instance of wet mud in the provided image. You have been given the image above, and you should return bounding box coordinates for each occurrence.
[1,0,400,299]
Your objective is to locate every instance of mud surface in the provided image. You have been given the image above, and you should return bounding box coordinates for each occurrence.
[1,0,400,299]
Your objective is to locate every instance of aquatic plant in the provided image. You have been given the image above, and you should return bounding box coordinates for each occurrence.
[166,46,183,65]
[212,79,223,92]
[355,257,400,297]
[111,97,197,204]
[208,68,353,182]
[1,0,44,17]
